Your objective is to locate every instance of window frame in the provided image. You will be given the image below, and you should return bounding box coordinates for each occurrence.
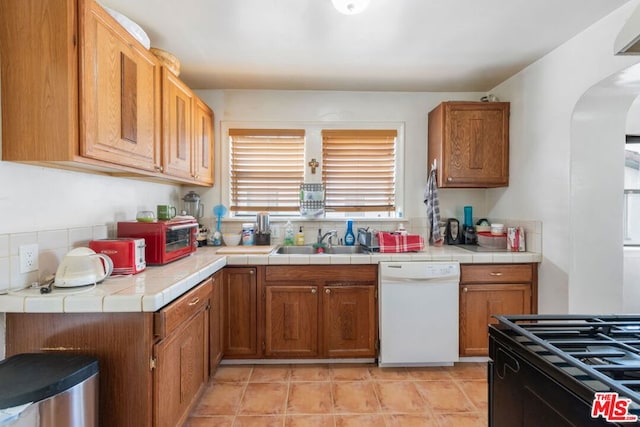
[624,135,640,246]
[221,121,405,219]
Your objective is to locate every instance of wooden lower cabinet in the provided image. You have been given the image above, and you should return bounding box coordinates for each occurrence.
[210,270,224,371]
[5,277,213,427]
[223,267,259,357]
[154,305,208,427]
[459,263,537,357]
[265,285,319,357]
[260,265,378,359]
[323,285,377,358]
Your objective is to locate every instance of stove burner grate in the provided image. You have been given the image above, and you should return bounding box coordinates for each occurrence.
[494,314,640,404]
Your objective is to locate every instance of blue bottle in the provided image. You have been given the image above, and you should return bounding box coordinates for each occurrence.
[344,219,355,246]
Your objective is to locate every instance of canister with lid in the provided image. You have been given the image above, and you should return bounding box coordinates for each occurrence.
[242,223,255,245]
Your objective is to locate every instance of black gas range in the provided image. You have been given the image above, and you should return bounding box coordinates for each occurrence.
[489,314,640,426]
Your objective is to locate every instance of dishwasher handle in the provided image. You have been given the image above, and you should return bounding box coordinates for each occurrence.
[381,275,460,283]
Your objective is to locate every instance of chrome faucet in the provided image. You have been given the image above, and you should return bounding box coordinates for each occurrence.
[317,229,338,246]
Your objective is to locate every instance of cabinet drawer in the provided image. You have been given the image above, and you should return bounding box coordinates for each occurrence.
[461,264,533,283]
[155,277,212,338]
[265,265,376,282]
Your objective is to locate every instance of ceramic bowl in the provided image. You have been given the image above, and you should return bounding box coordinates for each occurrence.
[223,233,241,246]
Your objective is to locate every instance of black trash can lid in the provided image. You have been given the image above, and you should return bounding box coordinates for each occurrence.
[0,353,99,409]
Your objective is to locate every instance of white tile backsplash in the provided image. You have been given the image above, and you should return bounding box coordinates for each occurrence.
[0,219,543,296]
[9,232,37,256]
[38,229,69,250]
[68,227,94,248]
[92,225,108,240]
[0,225,112,292]
[0,258,9,294]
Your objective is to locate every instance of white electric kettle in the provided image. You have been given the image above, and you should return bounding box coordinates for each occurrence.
[54,247,114,288]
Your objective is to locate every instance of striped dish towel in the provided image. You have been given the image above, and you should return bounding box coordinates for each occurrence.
[424,168,443,245]
[376,232,425,253]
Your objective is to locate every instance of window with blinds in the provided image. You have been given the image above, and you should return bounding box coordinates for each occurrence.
[229,129,305,213]
[322,129,397,213]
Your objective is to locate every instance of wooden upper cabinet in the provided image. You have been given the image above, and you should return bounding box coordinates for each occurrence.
[161,68,194,179]
[80,1,160,171]
[193,97,215,185]
[161,69,215,185]
[0,0,215,186]
[0,0,80,162]
[428,101,510,188]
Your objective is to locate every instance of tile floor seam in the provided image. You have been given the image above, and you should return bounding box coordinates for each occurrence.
[452,378,479,412]
[233,365,253,425]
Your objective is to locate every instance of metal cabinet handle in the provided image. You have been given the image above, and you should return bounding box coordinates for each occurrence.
[188,297,200,306]
[311,288,317,294]
[489,272,503,276]
[154,165,164,172]
[496,348,520,379]
[249,270,255,275]
[447,177,453,182]
[463,287,468,292]
[325,289,331,294]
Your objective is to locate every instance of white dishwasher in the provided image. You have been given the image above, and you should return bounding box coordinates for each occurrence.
[378,261,460,367]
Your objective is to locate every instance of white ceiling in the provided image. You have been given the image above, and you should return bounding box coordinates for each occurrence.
[101,0,632,91]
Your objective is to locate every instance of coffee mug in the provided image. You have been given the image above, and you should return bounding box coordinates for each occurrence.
[157,204,177,220]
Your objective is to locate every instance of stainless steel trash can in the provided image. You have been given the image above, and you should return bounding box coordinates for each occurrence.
[0,353,98,427]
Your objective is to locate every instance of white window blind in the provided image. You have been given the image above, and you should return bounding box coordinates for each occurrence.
[322,129,397,213]
[229,129,305,213]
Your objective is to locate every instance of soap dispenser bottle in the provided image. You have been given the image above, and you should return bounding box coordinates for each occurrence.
[295,226,305,245]
[344,219,355,246]
[284,221,294,246]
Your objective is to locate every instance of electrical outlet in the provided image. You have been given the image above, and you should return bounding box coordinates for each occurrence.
[19,243,39,274]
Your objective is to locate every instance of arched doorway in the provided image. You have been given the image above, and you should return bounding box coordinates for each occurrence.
[570,62,640,312]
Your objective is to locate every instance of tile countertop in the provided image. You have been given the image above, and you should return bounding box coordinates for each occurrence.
[0,245,541,314]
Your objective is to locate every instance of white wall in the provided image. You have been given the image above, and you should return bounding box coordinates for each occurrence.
[0,162,182,235]
[489,0,640,313]
[196,89,489,225]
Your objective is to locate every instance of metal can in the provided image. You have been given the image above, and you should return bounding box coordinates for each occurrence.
[242,223,255,246]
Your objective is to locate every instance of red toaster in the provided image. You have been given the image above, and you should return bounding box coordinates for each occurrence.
[89,238,146,275]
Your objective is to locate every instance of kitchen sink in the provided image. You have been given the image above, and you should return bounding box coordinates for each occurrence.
[324,245,368,254]
[273,245,317,255]
[273,245,369,255]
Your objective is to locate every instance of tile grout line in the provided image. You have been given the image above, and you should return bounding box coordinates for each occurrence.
[232,365,253,426]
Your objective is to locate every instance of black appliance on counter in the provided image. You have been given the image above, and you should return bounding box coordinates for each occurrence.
[489,314,640,426]
[445,218,462,245]
[462,225,477,245]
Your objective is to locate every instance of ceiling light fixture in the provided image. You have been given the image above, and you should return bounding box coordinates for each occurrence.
[331,0,371,15]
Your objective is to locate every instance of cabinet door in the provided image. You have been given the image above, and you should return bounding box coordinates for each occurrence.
[80,2,160,171]
[429,102,509,188]
[459,284,531,357]
[265,286,319,357]
[210,271,223,372]
[154,308,208,427]
[162,68,194,179]
[193,97,214,185]
[323,286,377,358]
[223,267,259,357]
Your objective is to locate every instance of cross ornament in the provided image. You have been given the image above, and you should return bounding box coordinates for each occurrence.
[308,158,320,174]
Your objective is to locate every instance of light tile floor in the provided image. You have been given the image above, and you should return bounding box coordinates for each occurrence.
[186,363,488,427]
